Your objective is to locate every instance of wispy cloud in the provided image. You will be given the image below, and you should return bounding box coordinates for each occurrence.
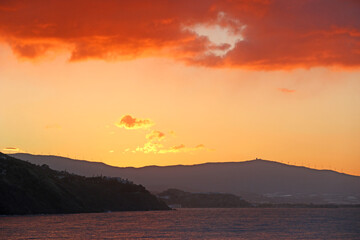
[2,147,21,153]
[136,130,166,153]
[134,131,206,154]
[136,141,164,154]
[115,115,154,130]
[115,116,207,154]
[158,144,205,154]
[146,130,165,141]
[278,88,296,93]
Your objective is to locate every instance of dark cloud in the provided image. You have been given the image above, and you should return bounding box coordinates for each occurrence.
[0,0,358,69]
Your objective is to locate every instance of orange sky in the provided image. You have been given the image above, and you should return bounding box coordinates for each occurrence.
[1,0,360,175]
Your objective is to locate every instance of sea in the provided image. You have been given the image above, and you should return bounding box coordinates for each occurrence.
[1,208,359,239]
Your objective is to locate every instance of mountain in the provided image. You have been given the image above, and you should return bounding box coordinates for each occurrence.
[0,153,169,215]
[158,189,251,208]
[11,153,360,204]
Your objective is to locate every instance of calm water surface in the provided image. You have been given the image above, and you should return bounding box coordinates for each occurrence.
[1,208,359,239]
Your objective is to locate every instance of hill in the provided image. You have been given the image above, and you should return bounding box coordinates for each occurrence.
[11,153,360,204]
[0,153,169,215]
[158,189,252,208]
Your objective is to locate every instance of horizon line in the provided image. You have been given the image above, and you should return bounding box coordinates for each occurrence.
[4,152,359,177]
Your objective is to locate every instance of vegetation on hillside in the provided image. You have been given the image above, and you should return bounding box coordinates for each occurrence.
[0,153,169,215]
[158,189,252,208]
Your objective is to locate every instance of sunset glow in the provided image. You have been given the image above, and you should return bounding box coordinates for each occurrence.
[0,0,359,175]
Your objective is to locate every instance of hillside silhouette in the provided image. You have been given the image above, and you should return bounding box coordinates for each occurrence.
[158,189,251,208]
[12,153,360,204]
[0,153,169,215]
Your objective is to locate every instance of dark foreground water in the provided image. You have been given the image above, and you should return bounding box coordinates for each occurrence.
[1,208,359,239]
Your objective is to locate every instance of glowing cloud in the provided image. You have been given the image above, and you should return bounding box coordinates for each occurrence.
[278,88,296,94]
[185,12,245,57]
[2,147,21,153]
[0,0,359,69]
[158,144,206,154]
[115,115,154,130]
[136,141,164,154]
[136,129,166,153]
[146,130,165,141]
[195,144,205,149]
[132,128,206,154]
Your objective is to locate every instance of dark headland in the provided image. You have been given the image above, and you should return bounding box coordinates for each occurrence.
[158,188,252,208]
[0,152,170,215]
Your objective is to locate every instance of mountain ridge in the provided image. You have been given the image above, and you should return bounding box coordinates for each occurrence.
[11,153,357,177]
[11,153,360,205]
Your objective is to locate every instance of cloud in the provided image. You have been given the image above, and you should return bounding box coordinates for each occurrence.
[0,0,359,69]
[2,147,21,153]
[131,128,206,154]
[278,88,295,93]
[146,130,165,141]
[136,130,166,153]
[158,144,206,154]
[136,141,207,154]
[115,115,153,130]
[195,144,205,149]
[136,141,164,154]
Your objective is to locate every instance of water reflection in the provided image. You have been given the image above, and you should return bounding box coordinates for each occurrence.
[1,208,359,239]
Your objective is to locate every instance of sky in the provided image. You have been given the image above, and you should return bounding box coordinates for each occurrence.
[0,0,359,175]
